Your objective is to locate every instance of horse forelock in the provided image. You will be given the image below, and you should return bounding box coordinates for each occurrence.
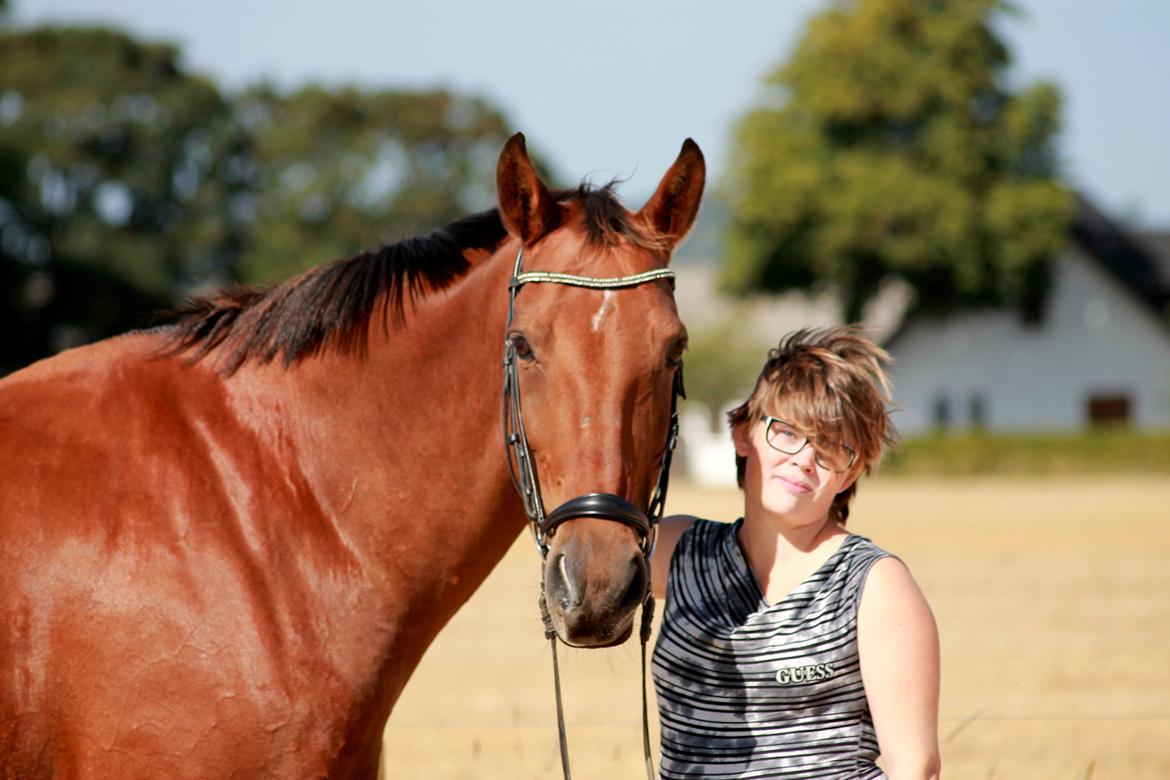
[163,183,666,374]
[554,182,670,253]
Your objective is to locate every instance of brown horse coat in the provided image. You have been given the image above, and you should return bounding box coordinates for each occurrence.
[0,134,703,778]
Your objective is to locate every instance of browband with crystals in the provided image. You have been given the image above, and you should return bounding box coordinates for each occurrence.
[513,268,675,289]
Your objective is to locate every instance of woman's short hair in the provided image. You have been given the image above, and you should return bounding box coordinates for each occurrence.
[726,327,897,524]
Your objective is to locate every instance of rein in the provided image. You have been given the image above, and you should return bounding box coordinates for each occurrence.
[501,244,683,780]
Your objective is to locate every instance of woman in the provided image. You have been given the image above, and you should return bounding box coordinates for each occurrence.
[651,327,940,779]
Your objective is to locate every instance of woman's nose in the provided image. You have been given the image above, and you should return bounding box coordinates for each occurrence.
[788,442,819,471]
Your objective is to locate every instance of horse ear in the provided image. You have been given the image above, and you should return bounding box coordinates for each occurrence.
[637,139,706,253]
[496,133,561,245]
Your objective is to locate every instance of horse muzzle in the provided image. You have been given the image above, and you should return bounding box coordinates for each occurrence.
[540,493,651,647]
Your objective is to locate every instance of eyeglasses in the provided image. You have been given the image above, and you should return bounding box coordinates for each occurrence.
[762,417,857,473]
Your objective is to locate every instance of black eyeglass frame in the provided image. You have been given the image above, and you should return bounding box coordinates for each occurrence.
[761,416,857,473]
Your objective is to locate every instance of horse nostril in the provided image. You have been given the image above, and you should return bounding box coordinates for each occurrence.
[618,556,648,614]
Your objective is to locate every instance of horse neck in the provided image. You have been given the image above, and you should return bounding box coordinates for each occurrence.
[236,240,529,697]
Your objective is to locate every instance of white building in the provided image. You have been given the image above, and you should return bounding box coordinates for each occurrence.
[886,197,1170,434]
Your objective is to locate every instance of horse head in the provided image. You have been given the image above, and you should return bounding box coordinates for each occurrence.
[496,134,704,647]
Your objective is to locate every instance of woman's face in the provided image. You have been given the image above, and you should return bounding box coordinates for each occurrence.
[733,416,859,528]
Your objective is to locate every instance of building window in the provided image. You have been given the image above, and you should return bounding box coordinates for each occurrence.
[1087,394,1131,426]
[932,393,950,431]
[969,393,987,431]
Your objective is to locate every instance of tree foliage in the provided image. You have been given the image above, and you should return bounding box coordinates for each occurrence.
[234,85,510,283]
[0,22,519,374]
[0,27,248,370]
[722,0,1073,322]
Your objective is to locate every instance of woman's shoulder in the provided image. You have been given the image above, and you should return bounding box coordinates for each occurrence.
[657,515,715,557]
[841,532,897,565]
[858,550,918,596]
[856,549,937,656]
[841,535,927,613]
[670,515,741,548]
[834,533,905,599]
[651,515,735,596]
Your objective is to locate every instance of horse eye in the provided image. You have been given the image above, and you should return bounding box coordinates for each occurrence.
[666,338,687,368]
[509,333,534,361]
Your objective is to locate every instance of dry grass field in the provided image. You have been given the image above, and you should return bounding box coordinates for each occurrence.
[382,478,1170,779]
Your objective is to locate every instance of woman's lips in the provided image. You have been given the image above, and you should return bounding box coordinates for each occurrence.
[774,475,812,493]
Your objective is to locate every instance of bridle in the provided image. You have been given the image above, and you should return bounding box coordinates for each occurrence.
[501,243,683,780]
[502,246,683,559]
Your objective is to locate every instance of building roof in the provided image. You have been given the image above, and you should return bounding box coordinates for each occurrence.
[884,194,1170,350]
[1071,194,1170,317]
[1135,230,1170,291]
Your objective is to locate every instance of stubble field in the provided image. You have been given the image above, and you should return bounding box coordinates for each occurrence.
[382,478,1170,779]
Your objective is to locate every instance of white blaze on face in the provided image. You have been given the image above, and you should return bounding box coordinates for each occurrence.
[558,554,577,605]
[591,290,616,332]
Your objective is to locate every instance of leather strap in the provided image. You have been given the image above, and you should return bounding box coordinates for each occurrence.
[543,493,651,538]
[540,590,658,780]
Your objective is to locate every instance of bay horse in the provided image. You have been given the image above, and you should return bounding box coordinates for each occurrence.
[0,134,704,778]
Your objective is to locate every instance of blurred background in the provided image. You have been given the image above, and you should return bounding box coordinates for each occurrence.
[4,0,1169,473]
[3,0,1168,777]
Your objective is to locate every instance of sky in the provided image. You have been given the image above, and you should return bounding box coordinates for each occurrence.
[13,0,1170,228]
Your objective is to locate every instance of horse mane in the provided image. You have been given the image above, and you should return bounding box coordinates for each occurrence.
[164,182,660,374]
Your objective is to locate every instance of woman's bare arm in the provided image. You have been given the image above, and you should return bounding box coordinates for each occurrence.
[858,556,942,780]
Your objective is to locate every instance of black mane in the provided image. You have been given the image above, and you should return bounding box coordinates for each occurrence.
[165,183,656,374]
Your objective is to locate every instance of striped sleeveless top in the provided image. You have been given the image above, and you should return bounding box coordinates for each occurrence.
[651,518,891,779]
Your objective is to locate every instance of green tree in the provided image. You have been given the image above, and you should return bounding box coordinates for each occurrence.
[723,0,1073,322]
[0,22,524,374]
[0,26,249,371]
[234,85,514,283]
